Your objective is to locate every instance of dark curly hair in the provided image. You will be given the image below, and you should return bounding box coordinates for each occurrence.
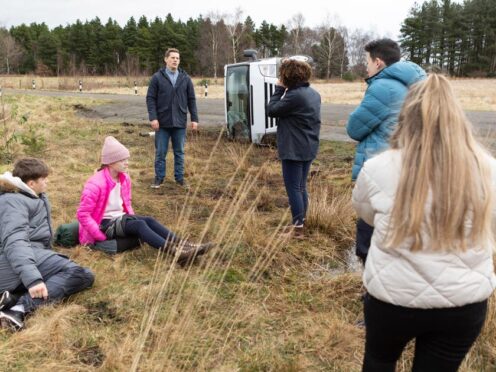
[279,59,312,89]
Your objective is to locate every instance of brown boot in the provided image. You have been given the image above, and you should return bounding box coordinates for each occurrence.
[185,241,215,257]
[280,225,305,240]
[175,241,215,266]
[293,226,305,239]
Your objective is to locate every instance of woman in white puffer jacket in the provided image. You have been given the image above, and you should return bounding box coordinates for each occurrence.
[352,73,496,372]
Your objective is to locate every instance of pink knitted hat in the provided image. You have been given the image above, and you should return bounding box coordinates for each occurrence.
[101,136,130,164]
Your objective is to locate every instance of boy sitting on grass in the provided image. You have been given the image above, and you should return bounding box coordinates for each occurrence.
[0,158,94,331]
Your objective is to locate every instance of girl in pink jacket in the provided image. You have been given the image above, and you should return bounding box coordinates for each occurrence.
[77,136,212,264]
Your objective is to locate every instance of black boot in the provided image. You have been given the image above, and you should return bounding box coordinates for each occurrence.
[0,291,19,311]
[0,309,25,331]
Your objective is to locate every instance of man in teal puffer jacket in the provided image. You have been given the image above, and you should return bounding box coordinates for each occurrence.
[347,39,426,263]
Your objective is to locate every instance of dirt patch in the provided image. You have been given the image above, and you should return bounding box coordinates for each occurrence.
[74,102,134,123]
[76,344,105,367]
[86,301,123,324]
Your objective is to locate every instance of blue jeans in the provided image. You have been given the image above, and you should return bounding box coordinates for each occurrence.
[154,127,186,182]
[15,254,94,313]
[281,159,313,225]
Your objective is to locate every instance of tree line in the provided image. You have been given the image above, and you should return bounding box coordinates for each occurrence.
[0,0,494,79]
[0,11,354,80]
[400,0,496,77]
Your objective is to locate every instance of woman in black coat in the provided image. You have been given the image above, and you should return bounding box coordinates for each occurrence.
[267,59,321,238]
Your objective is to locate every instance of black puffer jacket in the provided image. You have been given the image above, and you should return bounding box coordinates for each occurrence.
[267,83,321,161]
[146,68,199,128]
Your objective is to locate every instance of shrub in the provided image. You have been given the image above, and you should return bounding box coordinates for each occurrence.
[19,124,46,155]
[0,100,20,162]
[342,72,356,82]
[197,78,210,87]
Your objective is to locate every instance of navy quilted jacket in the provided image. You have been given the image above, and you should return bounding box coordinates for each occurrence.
[146,68,198,128]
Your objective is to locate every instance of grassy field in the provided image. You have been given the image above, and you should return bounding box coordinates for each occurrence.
[0,93,495,371]
[1,75,495,111]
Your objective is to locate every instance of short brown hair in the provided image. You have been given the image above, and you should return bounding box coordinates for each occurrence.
[165,48,180,58]
[279,59,312,89]
[13,158,50,183]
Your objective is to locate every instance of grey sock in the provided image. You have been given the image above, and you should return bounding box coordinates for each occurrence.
[10,304,25,313]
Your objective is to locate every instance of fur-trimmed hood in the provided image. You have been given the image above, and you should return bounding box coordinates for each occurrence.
[0,172,38,197]
[0,172,55,290]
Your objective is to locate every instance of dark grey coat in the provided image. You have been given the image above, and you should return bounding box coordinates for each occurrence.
[267,83,321,161]
[146,68,199,128]
[0,174,57,292]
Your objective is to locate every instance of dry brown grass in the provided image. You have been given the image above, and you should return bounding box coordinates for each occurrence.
[312,78,496,110]
[306,185,355,246]
[1,75,495,111]
[0,93,494,371]
[0,75,225,99]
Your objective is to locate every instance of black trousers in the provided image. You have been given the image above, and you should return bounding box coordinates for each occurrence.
[101,215,178,251]
[356,218,374,264]
[363,294,488,372]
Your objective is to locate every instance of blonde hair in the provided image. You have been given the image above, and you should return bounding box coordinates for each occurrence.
[388,74,493,252]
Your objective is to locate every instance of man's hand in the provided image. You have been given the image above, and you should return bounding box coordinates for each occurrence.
[150,120,159,131]
[29,282,48,300]
[191,122,198,131]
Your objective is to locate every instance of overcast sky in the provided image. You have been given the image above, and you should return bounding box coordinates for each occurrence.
[1,0,431,38]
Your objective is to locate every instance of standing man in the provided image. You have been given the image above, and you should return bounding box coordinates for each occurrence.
[346,38,425,264]
[146,48,199,188]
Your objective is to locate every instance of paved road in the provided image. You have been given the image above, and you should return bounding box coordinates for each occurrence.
[5,89,496,142]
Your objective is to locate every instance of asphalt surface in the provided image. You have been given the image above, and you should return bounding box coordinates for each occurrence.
[4,88,496,142]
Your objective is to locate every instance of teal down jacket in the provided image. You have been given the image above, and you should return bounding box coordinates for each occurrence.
[346,61,426,180]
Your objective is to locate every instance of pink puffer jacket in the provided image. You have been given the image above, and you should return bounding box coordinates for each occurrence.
[77,167,134,245]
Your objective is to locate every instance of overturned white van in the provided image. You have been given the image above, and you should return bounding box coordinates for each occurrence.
[224,51,312,145]
[224,50,278,144]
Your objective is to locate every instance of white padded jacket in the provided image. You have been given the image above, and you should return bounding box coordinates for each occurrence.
[352,149,496,308]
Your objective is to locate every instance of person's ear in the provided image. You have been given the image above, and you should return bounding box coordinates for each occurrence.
[26,179,35,189]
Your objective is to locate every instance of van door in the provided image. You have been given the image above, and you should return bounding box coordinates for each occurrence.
[225,65,251,141]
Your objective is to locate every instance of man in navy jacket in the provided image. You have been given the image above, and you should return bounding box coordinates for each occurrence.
[146,48,199,188]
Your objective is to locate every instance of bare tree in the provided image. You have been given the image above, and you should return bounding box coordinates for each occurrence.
[203,12,228,81]
[122,53,141,76]
[287,13,305,55]
[338,26,349,78]
[317,14,342,80]
[300,28,320,57]
[348,28,377,76]
[225,8,246,63]
[0,30,24,74]
[56,49,64,77]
